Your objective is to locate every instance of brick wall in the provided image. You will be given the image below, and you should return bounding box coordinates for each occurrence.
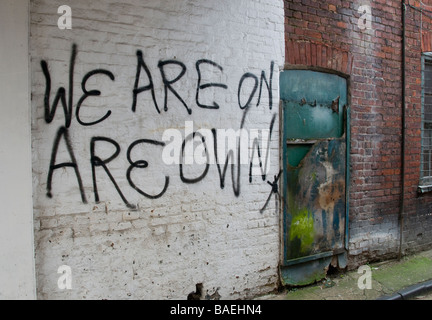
[29,0,432,299]
[403,0,432,255]
[31,0,284,299]
[284,0,432,267]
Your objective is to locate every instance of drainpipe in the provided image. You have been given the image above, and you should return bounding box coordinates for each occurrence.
[399,0,406,261]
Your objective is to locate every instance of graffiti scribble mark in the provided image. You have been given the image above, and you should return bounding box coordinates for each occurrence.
[260,170,282,214]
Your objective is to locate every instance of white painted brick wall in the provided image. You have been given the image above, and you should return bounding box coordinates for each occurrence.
[30,0,284,299]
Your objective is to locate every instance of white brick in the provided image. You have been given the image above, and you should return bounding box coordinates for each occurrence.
[31,0,284,300]
[111,222,132,231]
[122,211,140,221]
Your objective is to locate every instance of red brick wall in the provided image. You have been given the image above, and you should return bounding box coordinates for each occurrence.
[404,0,432,254]
[284,0,432,266]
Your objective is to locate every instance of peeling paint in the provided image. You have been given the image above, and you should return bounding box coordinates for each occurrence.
[281,70,348,286]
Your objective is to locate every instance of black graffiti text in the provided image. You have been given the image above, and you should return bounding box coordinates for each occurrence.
[41,44,278,210]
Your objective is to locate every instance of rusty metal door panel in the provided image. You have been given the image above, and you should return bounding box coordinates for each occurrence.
[284,137,346,259]
[280,70,349,285]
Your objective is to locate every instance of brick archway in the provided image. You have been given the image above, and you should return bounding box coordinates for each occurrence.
[285,39,353,75]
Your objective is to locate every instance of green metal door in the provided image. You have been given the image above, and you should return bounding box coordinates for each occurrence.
[280,70,349,286]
